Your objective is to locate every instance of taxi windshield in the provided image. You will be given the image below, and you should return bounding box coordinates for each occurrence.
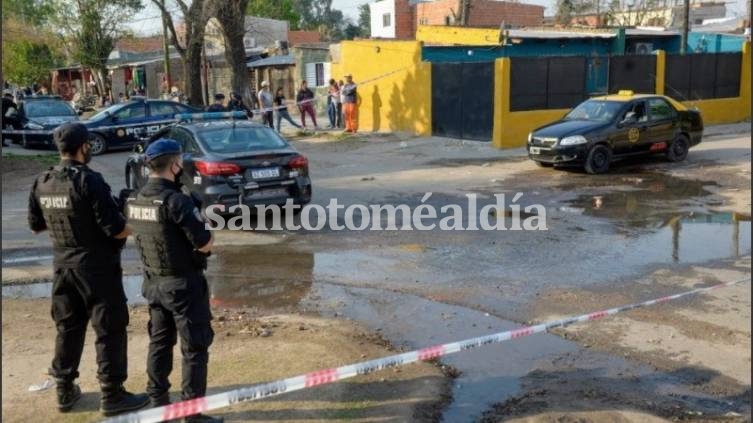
[564,100,624,122]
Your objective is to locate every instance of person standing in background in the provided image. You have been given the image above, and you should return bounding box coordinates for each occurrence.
[342,73,358,133]
[327,79,342,129]
[274,87,301,133]
[296,80,318,130]
[257,81,274,128]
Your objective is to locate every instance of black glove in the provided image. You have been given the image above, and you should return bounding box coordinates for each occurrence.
[189,191,204,209]
[192,250,211,270]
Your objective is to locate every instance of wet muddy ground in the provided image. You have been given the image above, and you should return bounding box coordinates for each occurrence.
[2,130,751,422]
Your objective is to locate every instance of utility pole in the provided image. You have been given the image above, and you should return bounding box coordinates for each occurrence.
[161,13,172,98]
[680,0,689,54]
[460,0,471,26]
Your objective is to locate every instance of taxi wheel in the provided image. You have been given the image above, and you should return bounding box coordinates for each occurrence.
[535,161,553,168]
[584,144,611,175]
[666,135,689,162]
[89,134,107,156]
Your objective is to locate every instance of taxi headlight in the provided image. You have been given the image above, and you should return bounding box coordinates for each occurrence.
[559,135,588,146]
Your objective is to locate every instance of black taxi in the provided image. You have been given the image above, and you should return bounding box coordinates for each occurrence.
[527,91,703,174]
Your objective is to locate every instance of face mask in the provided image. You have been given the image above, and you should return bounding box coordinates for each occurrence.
[172,162,184,182]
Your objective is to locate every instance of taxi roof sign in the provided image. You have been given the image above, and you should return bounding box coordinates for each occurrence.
[617,90,635,96]
[174,111,247,122]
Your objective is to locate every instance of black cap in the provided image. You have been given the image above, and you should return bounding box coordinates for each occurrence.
[214,93,225,100]
[53,122,89,152]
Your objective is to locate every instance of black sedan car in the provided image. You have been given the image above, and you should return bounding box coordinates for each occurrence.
[125,113,312,211]
[83,98,200,155]
[527,91,703,174]
[4,96,80,149]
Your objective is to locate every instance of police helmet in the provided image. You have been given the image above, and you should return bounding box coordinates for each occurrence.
[214,93,225,101]
[145,138,182,162]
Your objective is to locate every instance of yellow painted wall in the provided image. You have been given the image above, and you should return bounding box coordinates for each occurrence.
[416,25,500,46]
[493,57,569,148]
[331,40,432,135]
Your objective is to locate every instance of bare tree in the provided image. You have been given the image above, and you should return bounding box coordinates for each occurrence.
[152,0,214,107]
[211,0,251,104]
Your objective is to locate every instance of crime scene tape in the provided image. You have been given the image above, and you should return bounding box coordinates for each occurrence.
[103,276,750,423]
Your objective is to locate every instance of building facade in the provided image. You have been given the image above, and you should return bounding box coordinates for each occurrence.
[369,0,544,39]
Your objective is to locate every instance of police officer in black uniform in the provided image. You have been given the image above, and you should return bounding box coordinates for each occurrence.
[127,139,221,423]
[227,92,252,118]
[27,122,149,416]
[205,93,226,112]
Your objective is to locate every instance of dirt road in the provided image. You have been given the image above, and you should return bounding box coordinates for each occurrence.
[2,125,751,422]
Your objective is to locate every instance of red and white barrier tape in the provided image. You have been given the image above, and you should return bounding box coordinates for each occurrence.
[103,276,750,423]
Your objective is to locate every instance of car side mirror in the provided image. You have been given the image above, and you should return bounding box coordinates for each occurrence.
[133,143,144,154]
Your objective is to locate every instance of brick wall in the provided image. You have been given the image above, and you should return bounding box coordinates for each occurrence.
[415,0,543,28]
[395,0,416,39]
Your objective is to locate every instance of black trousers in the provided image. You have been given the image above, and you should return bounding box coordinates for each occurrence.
[50,266,129,385]
[144,272,214,401]
[262,111,274,128]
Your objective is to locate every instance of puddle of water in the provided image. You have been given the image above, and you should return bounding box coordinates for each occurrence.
[304,282,578,422]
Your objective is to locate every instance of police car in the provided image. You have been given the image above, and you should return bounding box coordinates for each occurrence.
[527,91,703,174]
[125,111,312,211]
[5,96,80,149]
[82,98,200,155]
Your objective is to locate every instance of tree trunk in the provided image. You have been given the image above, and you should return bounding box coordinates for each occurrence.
[214,0,250,105]
[186,40,204,107]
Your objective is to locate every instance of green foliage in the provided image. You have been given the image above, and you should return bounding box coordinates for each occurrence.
[246,0,301,29]
[358,3,370,37]
[54,0,142,69]
[2,40,61,86]
[2,0,56,26]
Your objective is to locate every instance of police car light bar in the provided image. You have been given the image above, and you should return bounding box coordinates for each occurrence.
[174,111,247,121]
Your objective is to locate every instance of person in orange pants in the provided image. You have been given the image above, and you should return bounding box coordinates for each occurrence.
[341,73,358,133]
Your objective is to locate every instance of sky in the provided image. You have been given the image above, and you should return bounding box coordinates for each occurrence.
[127,0,749,36]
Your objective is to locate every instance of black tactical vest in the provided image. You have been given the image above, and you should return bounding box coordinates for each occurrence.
[35,165,112,261]
[127,189,196,277]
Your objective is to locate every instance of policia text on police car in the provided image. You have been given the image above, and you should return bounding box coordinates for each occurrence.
[126,139,221,423]
[28,122,150,416]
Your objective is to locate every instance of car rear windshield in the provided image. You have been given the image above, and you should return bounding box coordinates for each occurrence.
[197,126,288,154]
[25,100,76,118]
[564,100,624,122]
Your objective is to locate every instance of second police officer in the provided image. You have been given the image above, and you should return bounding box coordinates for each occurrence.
[126,139,222,423]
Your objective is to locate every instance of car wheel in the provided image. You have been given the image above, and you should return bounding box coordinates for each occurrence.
[535,161,553,168]
[584,144,611,175]
[666,134,689,162]
[89,133,107,155]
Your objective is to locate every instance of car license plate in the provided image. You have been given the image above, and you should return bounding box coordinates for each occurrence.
[246,188,288,199]
[251,168,280,179]
[530,147,541,155]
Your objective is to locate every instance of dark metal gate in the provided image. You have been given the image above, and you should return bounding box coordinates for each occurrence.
[431,62,494,141]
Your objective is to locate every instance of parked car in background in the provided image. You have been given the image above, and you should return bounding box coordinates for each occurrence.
[82,98,201,155]
[527,91,704,174]
[5,96,80,149]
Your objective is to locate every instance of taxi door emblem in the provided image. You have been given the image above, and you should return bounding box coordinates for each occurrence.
[116,128,126,137]
[628,127,640,143]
